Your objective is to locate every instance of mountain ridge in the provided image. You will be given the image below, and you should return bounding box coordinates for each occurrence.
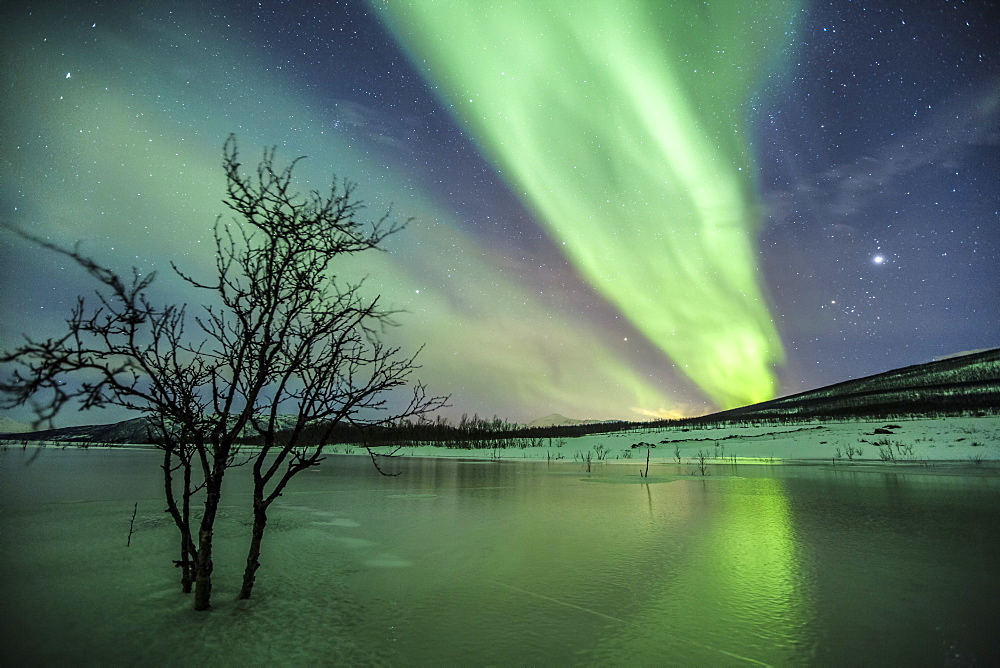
[526,413,605,427]
[3,347,997,443]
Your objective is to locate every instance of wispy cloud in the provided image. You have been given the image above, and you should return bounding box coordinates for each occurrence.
[766,78,1000,225]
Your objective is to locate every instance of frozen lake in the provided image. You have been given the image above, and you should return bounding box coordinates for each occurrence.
[2,446,999,665]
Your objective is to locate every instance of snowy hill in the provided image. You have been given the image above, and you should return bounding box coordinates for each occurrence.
[0,416,31,434]
[0,414,301,445]
[686,347,1000,423]
[526,413,603,427]
[5,349,998,443]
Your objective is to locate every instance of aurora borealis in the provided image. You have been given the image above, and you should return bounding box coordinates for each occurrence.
[374,0,793,409]
[1,1,998,426]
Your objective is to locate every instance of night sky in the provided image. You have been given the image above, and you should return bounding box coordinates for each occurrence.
[1,1,997,427]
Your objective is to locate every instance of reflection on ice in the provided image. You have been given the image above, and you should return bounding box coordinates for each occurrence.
[2,449,999,665]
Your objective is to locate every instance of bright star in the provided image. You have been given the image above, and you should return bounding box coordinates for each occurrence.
[873,255,885,264]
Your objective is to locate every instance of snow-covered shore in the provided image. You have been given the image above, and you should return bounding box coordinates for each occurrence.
[10,415,997,468]
[370,415,1000,468]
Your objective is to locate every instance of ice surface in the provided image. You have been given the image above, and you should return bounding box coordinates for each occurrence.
[2,416,999,664]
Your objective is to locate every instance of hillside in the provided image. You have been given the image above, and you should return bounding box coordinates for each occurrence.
[526,413,605,427]
[0,415,300,445]
[682,347,1000,424]
[0,416,31,434]
[4,348,998,444]
[0,417,156,444]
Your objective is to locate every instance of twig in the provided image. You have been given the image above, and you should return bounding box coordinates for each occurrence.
[127,501,138,547]
[366,446,402,476]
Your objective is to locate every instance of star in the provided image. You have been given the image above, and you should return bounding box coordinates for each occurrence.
[0,0,995,425]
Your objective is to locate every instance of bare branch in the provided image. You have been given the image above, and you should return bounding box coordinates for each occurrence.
[0,136,448,609]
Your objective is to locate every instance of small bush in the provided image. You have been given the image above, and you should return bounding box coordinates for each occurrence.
[694,450,710,476]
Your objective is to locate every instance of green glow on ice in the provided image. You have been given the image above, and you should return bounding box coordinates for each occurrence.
[374,0,796,408]
[589,476,811,662]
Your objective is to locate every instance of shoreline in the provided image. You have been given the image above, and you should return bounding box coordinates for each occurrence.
[4,414,997,476]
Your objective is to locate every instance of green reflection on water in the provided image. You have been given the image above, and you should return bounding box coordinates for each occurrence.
[588,476,813,664]
[383,463,815,663]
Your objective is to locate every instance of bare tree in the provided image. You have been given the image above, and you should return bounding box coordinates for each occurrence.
[214,138,447,600]
[0,135,447,610]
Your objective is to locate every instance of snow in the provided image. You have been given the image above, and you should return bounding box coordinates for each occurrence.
[358,415,1000,467]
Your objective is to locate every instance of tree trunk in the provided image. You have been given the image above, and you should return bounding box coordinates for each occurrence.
[162,447,195,593]
[180,458,193,593]
[238,500,268,600]
[179,552,193,593]
[193,541,213,610]
[192,479,222,611]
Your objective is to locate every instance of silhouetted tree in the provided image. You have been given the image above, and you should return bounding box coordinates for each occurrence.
[0,135,447,610]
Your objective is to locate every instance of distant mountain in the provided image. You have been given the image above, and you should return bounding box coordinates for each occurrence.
[526,413,601,427]
[5,349,998,443]
[0,417,157,444]
[0,416,32,434]
[684,347,1000,423]
[0,414,301,444]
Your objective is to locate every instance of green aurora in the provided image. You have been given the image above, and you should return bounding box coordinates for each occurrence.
[374,0,798,408]
[0,1,680,422]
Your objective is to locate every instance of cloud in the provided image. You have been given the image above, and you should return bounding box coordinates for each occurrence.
[329,99,417,150]
[766,78,1000,225]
